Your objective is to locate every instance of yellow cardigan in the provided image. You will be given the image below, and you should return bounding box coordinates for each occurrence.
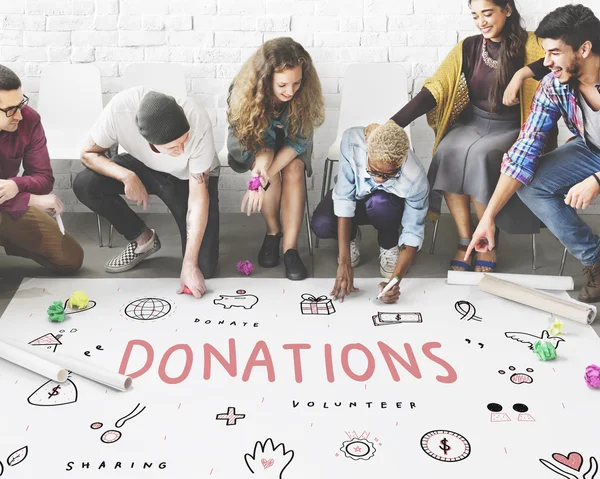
[423,32,558,155]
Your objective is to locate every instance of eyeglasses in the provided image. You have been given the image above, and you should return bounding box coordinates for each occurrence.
[0,95,29,118]
[366,166,401,180]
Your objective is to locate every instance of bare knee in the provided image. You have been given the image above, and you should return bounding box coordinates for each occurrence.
[282,158,305,182]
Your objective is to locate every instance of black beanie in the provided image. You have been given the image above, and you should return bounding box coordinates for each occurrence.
[135,91,190,145]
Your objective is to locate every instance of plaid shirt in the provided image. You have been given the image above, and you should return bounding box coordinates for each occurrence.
[501,73,600,185]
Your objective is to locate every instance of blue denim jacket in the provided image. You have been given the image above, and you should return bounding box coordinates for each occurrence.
[333,127,430,250]
[227,105,312,173]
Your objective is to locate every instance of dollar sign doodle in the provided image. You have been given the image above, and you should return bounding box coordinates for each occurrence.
[48,385,61,399]
[439,438,451,455]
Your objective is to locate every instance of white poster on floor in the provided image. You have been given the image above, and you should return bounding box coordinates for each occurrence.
[0,277,598,479]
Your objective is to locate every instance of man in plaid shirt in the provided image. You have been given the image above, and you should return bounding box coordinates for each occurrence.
[467,4,600,302]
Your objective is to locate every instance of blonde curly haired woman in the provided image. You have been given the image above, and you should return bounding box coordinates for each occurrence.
[227,37,324,280]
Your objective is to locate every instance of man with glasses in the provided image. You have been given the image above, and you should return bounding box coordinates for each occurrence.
[311,121,429,302]
[466,4,600,303]
[0,64,83,273]
[73,86,220,298]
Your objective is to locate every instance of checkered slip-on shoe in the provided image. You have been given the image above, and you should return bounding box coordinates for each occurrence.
[104,229,161,273]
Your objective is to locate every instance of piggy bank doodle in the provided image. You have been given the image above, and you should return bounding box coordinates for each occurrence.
[213,290,259,310]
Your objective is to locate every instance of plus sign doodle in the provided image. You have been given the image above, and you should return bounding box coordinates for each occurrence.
[216,406,246,426]
[455,301,482,322]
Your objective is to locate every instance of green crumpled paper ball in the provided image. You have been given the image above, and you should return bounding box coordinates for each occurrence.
[534,340,557,361]
[47,301,65,322]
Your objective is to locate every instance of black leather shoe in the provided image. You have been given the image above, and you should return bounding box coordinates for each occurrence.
[258,233,282,268]
[283,249,307,281]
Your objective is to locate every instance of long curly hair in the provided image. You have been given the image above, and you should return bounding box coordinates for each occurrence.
[227,37,325,151]
[469,0,528,112]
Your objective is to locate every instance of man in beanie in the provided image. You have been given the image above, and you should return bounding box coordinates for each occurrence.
[311,121,429,303]
[74,86,220,298]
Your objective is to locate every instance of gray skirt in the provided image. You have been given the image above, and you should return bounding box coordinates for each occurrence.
[227,126,314,177]
[428,104,541,234]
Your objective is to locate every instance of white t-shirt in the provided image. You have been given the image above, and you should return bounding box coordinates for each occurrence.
[90,86,219,180]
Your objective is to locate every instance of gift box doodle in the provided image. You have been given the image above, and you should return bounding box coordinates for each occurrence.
[300,294,336,315]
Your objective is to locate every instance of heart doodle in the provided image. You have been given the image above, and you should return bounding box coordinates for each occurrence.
[552,452,583,471]
[261,458,275,469]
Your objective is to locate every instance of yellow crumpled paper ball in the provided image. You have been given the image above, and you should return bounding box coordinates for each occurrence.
[69,291,89,310]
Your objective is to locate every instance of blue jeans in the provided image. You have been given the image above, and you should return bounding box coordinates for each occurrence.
[517,137,600,266]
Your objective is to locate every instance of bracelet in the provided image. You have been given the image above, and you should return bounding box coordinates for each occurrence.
[593,173,600,188]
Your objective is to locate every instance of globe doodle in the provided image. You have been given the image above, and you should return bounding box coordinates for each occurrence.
[124,298,172,321]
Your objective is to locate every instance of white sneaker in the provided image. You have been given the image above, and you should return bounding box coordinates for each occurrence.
[338,227,361,268]
[379,245,398,279]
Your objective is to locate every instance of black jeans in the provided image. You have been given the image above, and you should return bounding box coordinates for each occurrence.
[73,154,220,278]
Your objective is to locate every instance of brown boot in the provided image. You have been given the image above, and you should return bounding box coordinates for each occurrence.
[578,262,600,303]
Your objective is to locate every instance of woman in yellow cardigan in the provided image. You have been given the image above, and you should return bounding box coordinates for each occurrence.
[390,0,557,272]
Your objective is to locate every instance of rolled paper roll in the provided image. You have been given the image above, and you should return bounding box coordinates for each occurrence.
[478,274,596,325]
[447,271,574,291]
[4,338,132,391]
[0,340,68,382]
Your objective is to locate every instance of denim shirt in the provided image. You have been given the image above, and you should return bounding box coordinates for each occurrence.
[332,127,430,250]
[228,103,312,172]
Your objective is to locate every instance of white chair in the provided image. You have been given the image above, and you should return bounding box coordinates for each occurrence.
[318,63,412,247]
[102,63,189,247]
[37,63,105,245]
[219,127,314,257]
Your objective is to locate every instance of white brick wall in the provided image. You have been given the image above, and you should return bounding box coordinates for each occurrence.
[1,0,599,214]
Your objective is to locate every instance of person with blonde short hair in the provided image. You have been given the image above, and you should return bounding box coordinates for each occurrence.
[311,121,429,303]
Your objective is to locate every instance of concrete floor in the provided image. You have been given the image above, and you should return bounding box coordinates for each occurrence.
[1,212,599,337]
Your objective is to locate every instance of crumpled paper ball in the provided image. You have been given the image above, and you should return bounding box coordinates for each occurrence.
[248,176,262,191]
[69,291,89,310]
[534,340,557,361]
[47,301,65,322]
[237,260,254,276]
[584,364,600,389]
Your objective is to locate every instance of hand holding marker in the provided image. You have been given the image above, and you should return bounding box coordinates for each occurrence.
[377,276,399,300]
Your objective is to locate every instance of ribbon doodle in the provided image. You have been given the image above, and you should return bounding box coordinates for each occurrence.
[301,294,329,302]
[454,301,482,322]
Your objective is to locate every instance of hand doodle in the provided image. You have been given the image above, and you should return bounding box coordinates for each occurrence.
[540,452,598,479]
[244,438,294,478]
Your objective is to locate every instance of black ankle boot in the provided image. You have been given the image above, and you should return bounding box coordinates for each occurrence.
[283,249,307,281]
[258,233,282,268]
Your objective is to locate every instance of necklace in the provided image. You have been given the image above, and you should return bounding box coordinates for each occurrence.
[481,39,499,69]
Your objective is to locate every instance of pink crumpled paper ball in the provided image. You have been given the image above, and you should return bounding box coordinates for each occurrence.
[584,364,600,389]
[248,176,262,191]
[237,260,254,276]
